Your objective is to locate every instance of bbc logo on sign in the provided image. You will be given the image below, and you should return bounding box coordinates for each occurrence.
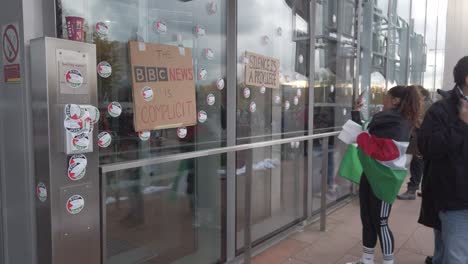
[133,66,169,83]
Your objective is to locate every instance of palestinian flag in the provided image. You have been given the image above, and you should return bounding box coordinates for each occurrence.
[339,132,409,204]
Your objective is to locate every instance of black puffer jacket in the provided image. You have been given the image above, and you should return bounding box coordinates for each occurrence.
[418,88,468,228]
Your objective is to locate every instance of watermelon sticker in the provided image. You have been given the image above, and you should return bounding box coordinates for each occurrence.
[207,93,215,106]
[154,21,167,33]
[95,22,109,36]
[243,87,251,99]
[284,100,290,110]
[64,117,85,134]
[36,182,47,202]
[138,131,151,141]
[216,78,225,90]
[66,195,85,215]
[274,95,281,104]
[194,25,206,37]
[294,96,299,106]
[249,102,257,113]
[69,154,87,167]
[65,69,84,89]
[84,105,100,124]
[260,85,266,94]
[97,61,112,78]
[198,69,208,80]
[142,86,154,102]
[108,102,122,117]
[204,48,215,60]
[198,110,207,123]
[68,162,86,181]
[72,133,90,150]
[65,104,83,120]
[98,132,112,148]
[177,127,187,139]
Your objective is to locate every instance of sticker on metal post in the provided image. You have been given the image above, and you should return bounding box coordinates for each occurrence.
[66,195,85,215]
[36,182,47,202]
[65,69,84,88]
[71,133,90,150]
[68,162,86,181]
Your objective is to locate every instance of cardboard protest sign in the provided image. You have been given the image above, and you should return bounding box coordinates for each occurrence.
[129,41,197,132]
[245,51,280,89]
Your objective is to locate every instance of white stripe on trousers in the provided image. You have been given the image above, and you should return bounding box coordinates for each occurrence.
[380,202,393,256]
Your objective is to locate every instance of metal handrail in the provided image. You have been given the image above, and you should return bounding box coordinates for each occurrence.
[99,131,341,173]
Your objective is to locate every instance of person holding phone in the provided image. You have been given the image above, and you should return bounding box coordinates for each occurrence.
[418,56,468,264]
[348,86,422,264]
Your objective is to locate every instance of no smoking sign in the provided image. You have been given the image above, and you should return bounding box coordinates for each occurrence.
[2,22,21,83]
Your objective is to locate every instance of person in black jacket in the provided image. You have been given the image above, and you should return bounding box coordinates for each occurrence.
[418,56,468,264]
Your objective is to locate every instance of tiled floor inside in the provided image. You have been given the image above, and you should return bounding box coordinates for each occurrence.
[253,195,434,264]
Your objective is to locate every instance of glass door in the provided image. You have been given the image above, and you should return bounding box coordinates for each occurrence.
[57,0,227,263]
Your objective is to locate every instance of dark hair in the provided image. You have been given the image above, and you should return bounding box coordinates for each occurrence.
[388,85,422,127]
[453,56,468,86]
[415,85,430,98]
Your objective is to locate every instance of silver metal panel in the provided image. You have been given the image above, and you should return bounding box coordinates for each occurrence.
[320,137,329,231]
[31,37,100,264]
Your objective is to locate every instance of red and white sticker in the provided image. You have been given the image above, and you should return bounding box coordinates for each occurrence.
[204,48,215,60]
[138,131,151,141]
[95,22,109,36]
[68,162,86,181]
[284,100,290,110]
[198,110,208,123]
[84,105,100,124]
[154,21,167,33]
[260,85,266,94]
[36,182,47,202]
[69,154,87,167]
[293,96,299,106]
[216,78,225,90]
[142,86,154,102]
[66,195,85,215]
[98,132,112,148]
[65,69,84,88]
[177,127,187,139]
[243,87,251,99]
[249,102,257,113]
[65,104,83,120]
[207,93,215,106]
[208,2,218,14]
[274,95,281,104]
[198,69,208,80]
[72,133,90,150]
[97,61,112,78]
[108,102,122,117]
[297,89,302,97]
[64,117,85,134]
[194,25,206,37]
[298,54,304,64]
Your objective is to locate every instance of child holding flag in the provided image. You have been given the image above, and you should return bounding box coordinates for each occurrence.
[342,86,422,264]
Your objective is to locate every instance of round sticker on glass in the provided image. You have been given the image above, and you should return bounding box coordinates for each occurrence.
[36,182,47,202]
[216,78,225,90]
[198,110,208,123]
[85,106,100,124]
[249,102,257,113]
[284,100,290,110]
[72,133,90,150]
[95,22,109,36]
[69,154,87,167]
[204,48,215,60]
[142,86,154,102]
[66,195,85,215]
[177,127,187,139]
[243,87,251,99]
[97,61,112,78]
[194,25,206,37]
[274,95,281,104]
[198,69,208,80]
[98,132,112,148]
[207,93,216,106]
[65,104,83,120]
[108,102,122,117]
[68,162,86,181]
[65,69,84,89]
[294,96,299,106]
[260,85,266,94]
[138,131,151,141]
[154,21,167,33]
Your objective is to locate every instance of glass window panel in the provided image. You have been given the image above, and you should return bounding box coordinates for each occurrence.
[409,0,427,85]
[57,0,227,164]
